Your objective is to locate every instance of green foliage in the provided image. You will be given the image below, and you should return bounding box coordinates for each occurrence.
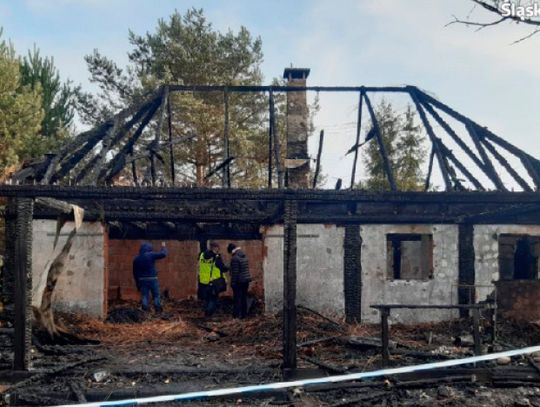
[20,47,79,145]
[78,8,270,187]
[0,34,44,170]
[362,101,426,191]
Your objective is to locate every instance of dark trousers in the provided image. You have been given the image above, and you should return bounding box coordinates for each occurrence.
[199,284,219,317]
[232,282,249,318]
[140,278,161,311]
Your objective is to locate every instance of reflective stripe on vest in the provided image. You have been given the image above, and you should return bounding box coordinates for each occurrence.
[198,252,221,284]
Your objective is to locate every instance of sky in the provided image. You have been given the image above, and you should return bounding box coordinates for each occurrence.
[1,0,539,188]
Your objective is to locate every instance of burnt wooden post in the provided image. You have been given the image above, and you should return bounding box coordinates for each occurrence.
[267,92,273,189]
[458,223,476,317]
[350,91,364,189]
[151,87,169,186]
[380,307,390,367]
[283,199,298,370]
[472,307,482,355]
[12,198,33,370]
[312,130,324,189]
[363,93,397,191]
[344,225,361,323]
[167,92,176,185]
[131,160,138,186]
[223,89,231,188]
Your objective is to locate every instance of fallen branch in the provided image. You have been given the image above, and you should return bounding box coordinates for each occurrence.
[69,380,87,402]
[297,305,345,331]
[194,322,227,337]
[392,348,457,360]
[526,355,540,376]
[297,335,341,348]
[305,380,385,393]
[9,356,106,391]
[393,374,475,389]
[299,355,347,374]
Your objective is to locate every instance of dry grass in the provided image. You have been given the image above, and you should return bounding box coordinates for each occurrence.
[61,314,193,345]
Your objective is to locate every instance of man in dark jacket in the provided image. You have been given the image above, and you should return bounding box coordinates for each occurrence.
[227,243,252,319]
[198,241,228,317]
[133,241,167,312]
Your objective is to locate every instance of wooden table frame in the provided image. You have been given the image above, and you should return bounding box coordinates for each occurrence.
[370,304,493,366]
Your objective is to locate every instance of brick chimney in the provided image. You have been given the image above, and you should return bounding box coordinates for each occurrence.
[284,67,310,188]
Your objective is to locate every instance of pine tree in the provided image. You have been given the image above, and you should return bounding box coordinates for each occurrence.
[19,47,79,146]
[77,9,270,187]
[362,100,426,191]
[0,34,44,171]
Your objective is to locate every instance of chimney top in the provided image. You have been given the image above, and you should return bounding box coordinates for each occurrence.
[283,67,310,80]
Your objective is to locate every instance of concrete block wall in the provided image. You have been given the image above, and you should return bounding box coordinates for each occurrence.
[263,224,345,316]
[32,220,106,318]
[474,224,540,302]
[360,224,459,324]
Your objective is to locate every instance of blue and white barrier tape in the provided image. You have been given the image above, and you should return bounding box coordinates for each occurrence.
[53,345,540,407]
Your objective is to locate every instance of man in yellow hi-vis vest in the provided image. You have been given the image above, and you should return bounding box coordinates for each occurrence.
[198,241,229,317]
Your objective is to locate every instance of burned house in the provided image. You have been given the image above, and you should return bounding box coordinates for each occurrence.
[2,67,540,374]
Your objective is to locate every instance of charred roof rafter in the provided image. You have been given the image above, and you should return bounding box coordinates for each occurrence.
[11,84,540,192]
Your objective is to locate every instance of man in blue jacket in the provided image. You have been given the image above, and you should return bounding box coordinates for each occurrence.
[133,241,167,313]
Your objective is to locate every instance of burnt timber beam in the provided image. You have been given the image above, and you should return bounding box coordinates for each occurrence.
[79,98,158,185]
[12,198,33,370]
[363,93,397,191]
[416,87,537,189]
[28,199,540,225]
[167,85,411,93]
[223,89,231,188]
[350,92,364,189]
[49,122,114,183]
[102,100,162,184]
[344,225,361,323]
[267,95,273,188]
[466,123,506,191]
[312,130,324,189]
[458,223,475,317]
[283,199,298,370]
[482,138,532,192]
[166,92,176,185]
[417,95,492,183]
[109,222,261,240]
[151,88,169,186]
[48,89,163,184]
[424,147,435,191]
[410,92,453,191]
[437,142,485,191]
[28,200,540,225]
[4,185,540,203]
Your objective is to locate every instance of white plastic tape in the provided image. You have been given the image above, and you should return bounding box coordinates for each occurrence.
[52,345,540,407]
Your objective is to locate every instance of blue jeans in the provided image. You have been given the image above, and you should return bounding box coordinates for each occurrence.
[139,278,161,311]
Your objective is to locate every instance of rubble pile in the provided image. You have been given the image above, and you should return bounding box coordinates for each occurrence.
[1,299,539,406]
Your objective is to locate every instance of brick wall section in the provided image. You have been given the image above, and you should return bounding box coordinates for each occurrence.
[108,240,200,301]
[495,280,540,321]
[103,226,109,315]
[107,239,264,302]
